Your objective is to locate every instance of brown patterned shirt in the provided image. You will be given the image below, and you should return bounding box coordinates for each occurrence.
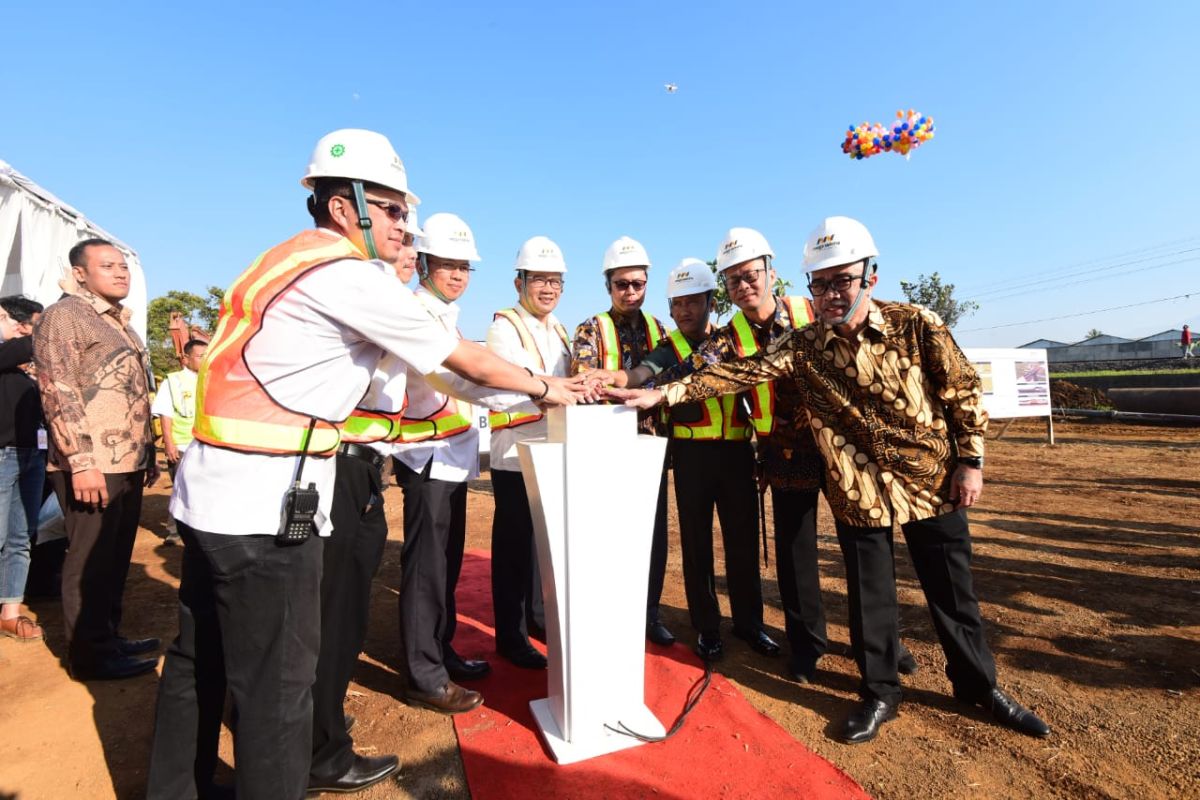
[652,297,823,491]
[33,290,154,474]
[572,307,668,435]
[660,300,987,527]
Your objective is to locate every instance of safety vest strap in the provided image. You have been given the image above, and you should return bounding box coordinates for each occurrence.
[664,329,751,441]
[399,398,473,444]
[494,308,570,373]
[596,310,664,371]
[339,408,406,444]
[488,410,543,431]
[726,296,812,439]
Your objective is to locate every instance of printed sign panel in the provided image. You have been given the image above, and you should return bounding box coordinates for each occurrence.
[962,348,1051,419]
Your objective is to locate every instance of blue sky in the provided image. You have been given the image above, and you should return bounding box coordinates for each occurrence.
[4,1,1198,346]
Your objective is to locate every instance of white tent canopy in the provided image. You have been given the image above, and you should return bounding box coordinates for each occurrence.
[0,159,147,340]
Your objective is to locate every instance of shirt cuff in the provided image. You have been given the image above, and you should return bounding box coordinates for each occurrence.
[68,453,97,473]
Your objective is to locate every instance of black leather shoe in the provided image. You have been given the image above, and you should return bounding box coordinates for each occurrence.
[69,654,158,681]
[646,620,675,647]
[842,698,899,744]
[897,649,919,676]
[957,687,1050,737]
[445,650,491,682]
[308,753,399,794]
[733,627,781,657]
[788,658,817,684]
[694,633,724,662]
[344,715,355,733]
[404,682,483,715]
[117,636,161,656]
[499,644,547,670]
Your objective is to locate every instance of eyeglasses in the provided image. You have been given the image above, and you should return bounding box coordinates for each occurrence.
[526,276,564,289]
[722,268,766,289]
[363,199,409,223]
[612,279,647,292]
[807,274,861,297]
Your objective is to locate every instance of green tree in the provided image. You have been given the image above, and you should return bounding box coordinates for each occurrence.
[146,287,224,378]
[898,272,979,328]
[1085,328,1103,339]
[709,259,793,322]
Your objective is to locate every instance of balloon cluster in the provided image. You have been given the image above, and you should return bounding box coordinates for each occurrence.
[841,109,935,160]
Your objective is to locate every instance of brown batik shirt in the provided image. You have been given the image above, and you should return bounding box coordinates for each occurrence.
[572,307,668,435]
[33,290,154,474]
[652,297,824,492]
[659,300,987,527]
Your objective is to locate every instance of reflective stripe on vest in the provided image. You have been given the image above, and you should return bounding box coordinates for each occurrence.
[594,310,663,371]
[165,370,198,447]
[339,407,406,444]
[399,396,473,443]
[192,229,366,455]
[665,330,751,441]
[488,308,570,432]
[728,296,814,438]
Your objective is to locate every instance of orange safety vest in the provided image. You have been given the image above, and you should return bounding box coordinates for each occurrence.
[488,308,570,431]
[665,329,751,441]
[594,310,665,371]
[399,396,474,443]
[339,406,408,445]
[728,296,814,439]
[192,229,368,456]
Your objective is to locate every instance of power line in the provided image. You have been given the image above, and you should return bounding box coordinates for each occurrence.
[968,248,1200,300]
[956,290,1198,332]
[973,254,1200,304]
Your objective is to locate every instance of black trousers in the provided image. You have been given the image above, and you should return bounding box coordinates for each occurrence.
[647,468,669,623]
[50,470,144,669]
[772,488,828,669]
[310,454,388,781]
[672,439,762,636]
[146,523,323,800]
[836,509,997,703]
[490,469,537,653]
[394,458,468,693]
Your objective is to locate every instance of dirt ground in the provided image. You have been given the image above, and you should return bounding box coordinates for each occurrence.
[2,418,1198,799]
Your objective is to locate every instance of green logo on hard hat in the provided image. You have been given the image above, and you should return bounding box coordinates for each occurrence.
[330,144,346,157]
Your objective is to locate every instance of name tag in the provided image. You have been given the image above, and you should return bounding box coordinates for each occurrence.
[37,428,48,450]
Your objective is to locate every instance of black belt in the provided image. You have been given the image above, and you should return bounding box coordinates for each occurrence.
[337,442,386,472]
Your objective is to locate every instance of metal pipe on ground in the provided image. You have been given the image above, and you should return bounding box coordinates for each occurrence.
[1107,387,1200,416]
[1055,408,1200,425]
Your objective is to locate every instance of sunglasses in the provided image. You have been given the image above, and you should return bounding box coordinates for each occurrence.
[363,198,409,223]
[612,279,647,292]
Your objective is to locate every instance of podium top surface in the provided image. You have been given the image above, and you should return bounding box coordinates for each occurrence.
[545,405,639,445]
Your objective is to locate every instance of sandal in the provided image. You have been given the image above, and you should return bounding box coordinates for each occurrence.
[0,615,44,641]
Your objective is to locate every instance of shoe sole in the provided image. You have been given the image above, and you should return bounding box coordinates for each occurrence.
[306,763,399,794]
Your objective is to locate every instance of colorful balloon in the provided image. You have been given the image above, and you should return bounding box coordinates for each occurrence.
[841,108,935,160]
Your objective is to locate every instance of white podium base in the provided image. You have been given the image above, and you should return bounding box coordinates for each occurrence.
[530,697,666,765]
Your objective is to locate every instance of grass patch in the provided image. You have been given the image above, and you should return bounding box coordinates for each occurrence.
[1052,368,1200,378]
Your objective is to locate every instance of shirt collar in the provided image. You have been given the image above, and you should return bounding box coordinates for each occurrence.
[78,288,131,326]
[514,302,558,330]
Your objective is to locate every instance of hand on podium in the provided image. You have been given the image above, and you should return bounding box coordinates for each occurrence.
[540,374,601,407]
[604,386,664,410]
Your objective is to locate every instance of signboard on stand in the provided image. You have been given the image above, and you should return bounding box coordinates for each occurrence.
[962,347,1054,443]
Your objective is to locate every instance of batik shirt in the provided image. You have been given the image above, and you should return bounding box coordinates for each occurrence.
[658,301,987,527]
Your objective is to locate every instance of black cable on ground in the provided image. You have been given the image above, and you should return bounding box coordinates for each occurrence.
[604,662,714,743]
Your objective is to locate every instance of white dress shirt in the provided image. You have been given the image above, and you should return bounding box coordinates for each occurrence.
[393,288,534,483]
[485,303,571,472]
[171,250,459,536]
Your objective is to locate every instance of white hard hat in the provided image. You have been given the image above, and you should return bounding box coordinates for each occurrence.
[601,236,651,274]
[514,236,567,273]
[301,128,421,205]
[715,227,774,272]
[802,216,879,273]
[666,258,718,299]
[416,212,481,261]
[406,205,424,238]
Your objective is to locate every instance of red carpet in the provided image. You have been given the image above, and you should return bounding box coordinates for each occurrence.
[450,550,870,800]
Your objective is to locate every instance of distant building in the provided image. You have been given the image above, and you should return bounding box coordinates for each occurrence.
[1020,330,1187,363]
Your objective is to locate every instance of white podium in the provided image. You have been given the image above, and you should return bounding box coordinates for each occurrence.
[517,405,668,765]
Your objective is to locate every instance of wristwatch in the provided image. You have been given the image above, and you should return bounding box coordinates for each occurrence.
[958,456,983,470]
